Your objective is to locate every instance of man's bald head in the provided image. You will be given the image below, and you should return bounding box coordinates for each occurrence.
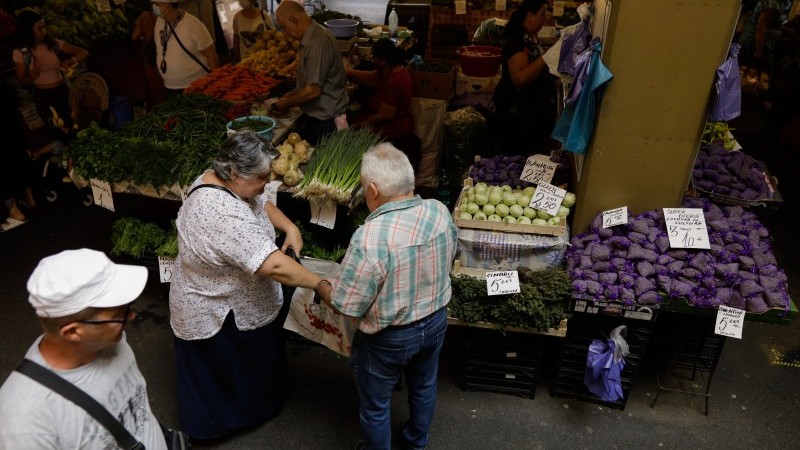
[276,0,312,40]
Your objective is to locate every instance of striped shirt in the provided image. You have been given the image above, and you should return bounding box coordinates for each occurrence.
[331,195,458,334]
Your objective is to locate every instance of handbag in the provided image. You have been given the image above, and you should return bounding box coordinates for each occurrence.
[15,359,190,450]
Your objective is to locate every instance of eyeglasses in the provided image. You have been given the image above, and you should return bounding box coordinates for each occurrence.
[62,303,135,329]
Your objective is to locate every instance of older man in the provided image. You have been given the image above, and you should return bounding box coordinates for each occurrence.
[317,143,459,450]
[152,0,219,94]
[273,0,348,145]
[0,249,167,449]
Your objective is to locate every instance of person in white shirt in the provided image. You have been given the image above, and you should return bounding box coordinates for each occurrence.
[233,0,275,60]
[0,249,168,450]
[152,0,219,92]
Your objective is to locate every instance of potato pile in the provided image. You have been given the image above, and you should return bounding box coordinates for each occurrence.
[271,132,311,187]
[239,30,300,76]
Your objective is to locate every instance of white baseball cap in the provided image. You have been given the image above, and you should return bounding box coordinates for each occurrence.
[27,249,148,318]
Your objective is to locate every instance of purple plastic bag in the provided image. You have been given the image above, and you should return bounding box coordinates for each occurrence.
[558,18,591,76]
[584,326,628,402]
[709,44,742,121]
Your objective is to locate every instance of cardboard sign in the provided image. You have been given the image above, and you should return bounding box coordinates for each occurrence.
[715,305,745,339]
[602,206,628,228]
[485,270,521,296]
[455,1,466,15]
[529,182,565,217]
[520,155,558,185]
[495,0,507,11]
[265,180,281,206]
[158,256,176,283]
[663,208,711,249]
[310,200,336,229]
[553,1,566,16]
[179,185,189,202]
[90,179,115,212]
[95,0,111,12]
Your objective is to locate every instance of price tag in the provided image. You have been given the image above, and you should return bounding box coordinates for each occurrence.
[265,180,281,206]
[95,0,111,12]
[715,305,745,339]
[495,0,507,11]
[663,208,711,250]
[553,1,565,16]
[455,1,466,15]
[602,206,628,228]
[520,154,558,185]
[158,256,176,283]
[485,270,521,296]
[529,182,565,217]
[309,200,336,229]
[726,131,743,151]
[90,179,115,212]
[178,185,189,202]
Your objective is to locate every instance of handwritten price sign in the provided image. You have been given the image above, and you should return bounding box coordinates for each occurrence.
[158,256,176,283]
[520,155,558,186]
[715,305,745,339]
[485,271,521,296]
[265,180,281,206]
[602,207,628,228]
[530,182,565,217]
[90,179,115,212]
[663,208,710,249]
[310,200,337,229]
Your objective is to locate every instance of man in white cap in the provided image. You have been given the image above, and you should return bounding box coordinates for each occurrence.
[152,0,219,94]
[0,249,168,449]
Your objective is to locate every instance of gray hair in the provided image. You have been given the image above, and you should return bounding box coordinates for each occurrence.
[213,131,274,181]
[360,143,415,198]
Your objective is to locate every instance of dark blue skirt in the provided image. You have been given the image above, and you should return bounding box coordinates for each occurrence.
[174,286,294,440]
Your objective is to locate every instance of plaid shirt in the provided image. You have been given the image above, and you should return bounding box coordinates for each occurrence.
[331,195,458,334]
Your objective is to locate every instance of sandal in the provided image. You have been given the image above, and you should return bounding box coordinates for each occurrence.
[0,217,28,233]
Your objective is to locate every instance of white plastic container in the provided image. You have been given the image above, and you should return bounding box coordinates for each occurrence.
[388,8,398,36]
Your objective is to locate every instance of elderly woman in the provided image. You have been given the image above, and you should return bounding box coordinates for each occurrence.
[169,131,331,440]
[13,10,89,132]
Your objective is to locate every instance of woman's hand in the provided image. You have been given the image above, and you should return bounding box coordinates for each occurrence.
[281,224,304,255]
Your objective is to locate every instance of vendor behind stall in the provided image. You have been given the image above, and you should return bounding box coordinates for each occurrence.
[272,0,348,146]
[346,38,420,170]
[492,0,557,156]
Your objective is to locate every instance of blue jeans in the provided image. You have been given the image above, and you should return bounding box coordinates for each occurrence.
[349,307,448,450]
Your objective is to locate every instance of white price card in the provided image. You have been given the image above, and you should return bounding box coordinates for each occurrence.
[495,0,507,11]
[455,1,467,15]
[90,179,115,212]
[485,270,521,296]
[529,182,565,217]
[726,131,743,152]
[663,208,711,249]
[310,200,337,229]
[715,305,745,339]
[553,1,566,16]
[520,154,558,185]
[95,0,111,12]
[602,206,628,228]
[265,180,281,206]
[158,256,176,283]
[179,185,189,203]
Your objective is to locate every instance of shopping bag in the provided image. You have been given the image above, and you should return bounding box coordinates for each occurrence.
[709,43,742,121]
[282,258,359,357]
[558,18,591,76]
[583,325,629,402]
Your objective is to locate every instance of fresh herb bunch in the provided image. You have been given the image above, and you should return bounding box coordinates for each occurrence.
[294,220,347,262]
[449,268,571,332]
[111,218,178,259]
[702,121,736,150]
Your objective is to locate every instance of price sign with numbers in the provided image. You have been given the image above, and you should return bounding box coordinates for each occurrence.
[495,0,507,11]
[529,182,565,217]
[265,180,281,206]
[663,208,710,249]
[90,179,115,212]
[455,1,466,15]
[552,1,565,16]
[602,206,628,228]
[714,305,745,339]
[158,256,176,283]
[485,271,521,296]
[520,155,558,185]
[310,200,336,229]
[179,185,189,202]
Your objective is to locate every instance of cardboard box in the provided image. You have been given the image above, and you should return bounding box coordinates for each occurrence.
[455,68,501,95]
[410,59,456,100]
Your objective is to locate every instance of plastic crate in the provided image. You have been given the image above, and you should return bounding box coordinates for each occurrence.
[462,330,543,399]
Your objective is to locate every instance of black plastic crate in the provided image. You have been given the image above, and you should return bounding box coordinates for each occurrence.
[550,312,656,410]
[461,330,543,399]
